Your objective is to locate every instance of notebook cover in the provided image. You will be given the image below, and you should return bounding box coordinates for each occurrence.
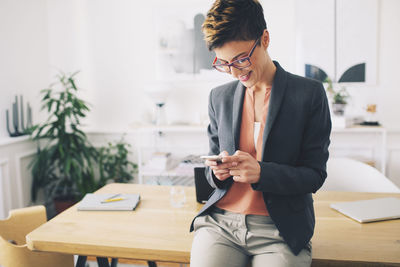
[77,193,141,211]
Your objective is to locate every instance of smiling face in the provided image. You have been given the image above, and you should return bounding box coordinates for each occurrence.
[213,30,275,90]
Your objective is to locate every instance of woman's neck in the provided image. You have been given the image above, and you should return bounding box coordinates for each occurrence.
[251,59,276,92]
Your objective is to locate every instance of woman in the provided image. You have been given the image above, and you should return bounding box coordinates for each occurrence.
[190,0,331,266]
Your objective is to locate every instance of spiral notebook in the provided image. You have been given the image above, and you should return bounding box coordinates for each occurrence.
[77,193,141,211]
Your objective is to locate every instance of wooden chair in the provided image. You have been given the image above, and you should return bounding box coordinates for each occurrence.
[320,157,400,192]
[0,205,74,267]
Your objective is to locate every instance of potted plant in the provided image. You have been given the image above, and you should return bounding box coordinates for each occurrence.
[324,77,349,116]
[97,137,138,187]
[29,71,98,215]
[29,72,137,217]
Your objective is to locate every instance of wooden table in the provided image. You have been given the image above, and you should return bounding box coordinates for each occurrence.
[26,183,400,267]
[312,191,400,267]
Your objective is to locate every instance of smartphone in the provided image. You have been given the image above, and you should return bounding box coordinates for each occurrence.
[200,155,223,163]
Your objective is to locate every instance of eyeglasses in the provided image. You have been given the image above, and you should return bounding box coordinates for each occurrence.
[212,37,260,73]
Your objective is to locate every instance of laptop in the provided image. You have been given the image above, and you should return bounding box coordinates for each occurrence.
[194,167,215,203]
[330,197,400,223]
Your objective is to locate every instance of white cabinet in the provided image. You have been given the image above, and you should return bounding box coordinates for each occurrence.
[0,136,37,219]
[330,126,387,174]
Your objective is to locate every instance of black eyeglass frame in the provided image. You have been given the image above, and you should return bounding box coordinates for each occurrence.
[212,37,261,73]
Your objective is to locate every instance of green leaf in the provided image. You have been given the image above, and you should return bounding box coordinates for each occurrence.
[28,70,137,210]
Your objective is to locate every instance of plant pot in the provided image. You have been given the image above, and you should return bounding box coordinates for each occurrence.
[332,103,346,116]
[53,197,77,214]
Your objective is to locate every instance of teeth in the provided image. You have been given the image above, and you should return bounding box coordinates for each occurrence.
[240,72,250,80]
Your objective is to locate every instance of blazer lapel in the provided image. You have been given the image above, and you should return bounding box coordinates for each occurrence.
[232,82,246,150]
[261,61,288,160]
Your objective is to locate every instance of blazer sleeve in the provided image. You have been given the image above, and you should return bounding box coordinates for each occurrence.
[251,83,331,195]
[205,89,232,189]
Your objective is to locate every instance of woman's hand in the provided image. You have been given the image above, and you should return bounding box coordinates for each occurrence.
[222,150,261,184]
[205,151,236,181]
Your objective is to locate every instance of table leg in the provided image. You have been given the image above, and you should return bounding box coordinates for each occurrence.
[76,255,87,267]
[97,257,110,267]
[147,261,157,267]
[110,258,118,267]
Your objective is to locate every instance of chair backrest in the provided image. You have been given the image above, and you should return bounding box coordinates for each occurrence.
[0,205,74,267]
[320,157,400,193]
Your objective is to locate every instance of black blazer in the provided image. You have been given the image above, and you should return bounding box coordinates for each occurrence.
[190,61,332,255]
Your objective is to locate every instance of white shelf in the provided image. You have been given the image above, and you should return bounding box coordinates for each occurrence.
[140,170,177,177]
[135,124,207,133]
[331,125,387,174]
[332,125,386,133]
[84,124,208,135]
[140,169,193,177]
[134,124,385,133]
[136,125,208,184]
[135,124,389,183]
[0,135,30,147]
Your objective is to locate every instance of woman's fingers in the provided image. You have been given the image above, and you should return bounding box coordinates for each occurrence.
[204,159,218,166]
[229,169,241,176]
[214,169,230,175]
[222,151,249,164]
[213,169,231,181]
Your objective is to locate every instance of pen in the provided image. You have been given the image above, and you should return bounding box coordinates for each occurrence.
[106,193,121,200]
[101,197,125,203]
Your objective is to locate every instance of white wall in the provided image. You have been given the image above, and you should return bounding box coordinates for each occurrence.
[377,0,400,129]
[1,0,400,214]
[77,0,223,130]
[0,0,50,139]
[262,0,297,72]
[1,0,400,174]
[50,0,400,127]
[0,0,300,135]
[2,0,399,134]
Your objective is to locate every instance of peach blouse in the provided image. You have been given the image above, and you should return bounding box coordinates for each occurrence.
[216,87,271,215]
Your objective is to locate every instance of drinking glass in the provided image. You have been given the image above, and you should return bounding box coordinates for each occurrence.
[170,187,186,208]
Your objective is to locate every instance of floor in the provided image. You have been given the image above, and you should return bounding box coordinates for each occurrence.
[87,263,142,267]
[87,263,140,267]
[84,258,188,267]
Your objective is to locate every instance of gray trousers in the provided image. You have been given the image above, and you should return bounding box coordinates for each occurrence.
[190,207,312,267]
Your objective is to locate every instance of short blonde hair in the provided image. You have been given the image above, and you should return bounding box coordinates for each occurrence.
[202,0,267,51]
